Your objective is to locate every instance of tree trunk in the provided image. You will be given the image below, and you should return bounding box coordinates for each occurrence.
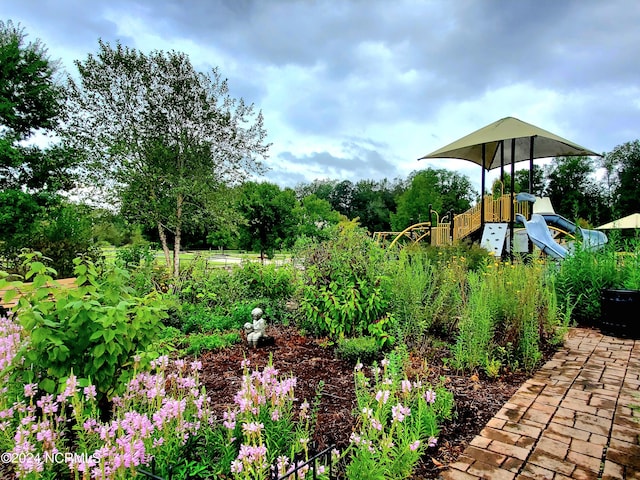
[173,194,183,278]
[157,222,172,274]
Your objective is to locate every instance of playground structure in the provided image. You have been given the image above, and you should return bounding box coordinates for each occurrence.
[375,117,606,258]
[374,190,530,249]
[375,193,608,258]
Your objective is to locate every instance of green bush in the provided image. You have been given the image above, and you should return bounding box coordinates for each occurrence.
[452,257,558,374]
[183,332,241,356]
[1,253,168,404]
[176,258,295,323]
[115,242,155,269]
[27,202,104,278]
[554,243,623,326]
[386,248,466,348]
[297,220,395,345]
[335,336,383,364]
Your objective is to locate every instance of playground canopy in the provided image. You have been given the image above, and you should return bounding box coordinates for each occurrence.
[597,213,640,230]
[419,116,600,170]
[418,117,601,255]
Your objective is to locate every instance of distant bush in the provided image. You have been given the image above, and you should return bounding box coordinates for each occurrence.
[176,258,295,323]
[335,336,383,364]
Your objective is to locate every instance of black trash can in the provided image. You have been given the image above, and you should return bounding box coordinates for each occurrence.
[600,288,640,339]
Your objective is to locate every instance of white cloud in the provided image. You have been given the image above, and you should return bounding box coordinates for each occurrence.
[3,0,639,191]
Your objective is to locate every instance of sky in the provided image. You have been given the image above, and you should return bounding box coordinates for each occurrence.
[3,0,640,192]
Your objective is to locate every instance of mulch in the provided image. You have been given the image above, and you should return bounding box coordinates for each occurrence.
[199,325,534,479]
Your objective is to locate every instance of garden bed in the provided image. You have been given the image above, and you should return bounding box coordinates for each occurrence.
[199,325,538,479]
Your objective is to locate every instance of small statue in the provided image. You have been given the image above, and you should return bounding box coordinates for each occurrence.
[244,307,267,348]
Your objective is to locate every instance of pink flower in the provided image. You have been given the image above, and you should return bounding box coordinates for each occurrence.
[375,390,390,404]
[242,422,264,435]
[428,436,438,448]
[83,385,97,401]
[23,384,38,398]
[424,389,436,404]
[391,403,411,423]
[410,440,421,451]
[401,379,412,394]
[231,459,243,473]
[371,418,383,431]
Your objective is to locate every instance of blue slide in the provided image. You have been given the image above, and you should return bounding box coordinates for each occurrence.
[539,214,608,250]
[516,214,568,259]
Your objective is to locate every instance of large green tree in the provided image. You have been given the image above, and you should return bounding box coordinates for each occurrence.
[543,156,608,225]
[605,140,640,217]
[351,179,399,233]
[390,168,476,231]
[0,20,79,192]
[294,193,342,241]
[237,182,298,260]
[62,41,269,276]
[391,169,442,231]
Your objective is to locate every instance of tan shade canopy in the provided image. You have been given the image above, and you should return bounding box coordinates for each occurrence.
[419,116,600,170]
[597,213,640,230]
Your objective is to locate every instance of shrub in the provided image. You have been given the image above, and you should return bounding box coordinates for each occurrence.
[115,242,156,269]
[297,220,394,345]
[1,253,168,404]
[176,258,295,323]
[184,332,241,356]
[336,336,383,364]
[386,248,466,347]
[554,243,623,326]
[452,257,558,374]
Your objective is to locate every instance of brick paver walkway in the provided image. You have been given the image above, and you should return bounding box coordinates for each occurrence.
[441,328,640,480]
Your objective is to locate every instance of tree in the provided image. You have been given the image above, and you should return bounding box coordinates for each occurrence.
[492,166,544,197]
[329,180,355,218]
[434,169,476,216]
[390,168,476,231]
[0,20,79,192]
[294,193,342,241]
[62,41,269,276]
[544,156,608,225]
[351,179,398,233]
[605,140,640,216]
[390,169,441,231]
[237,182,298,260]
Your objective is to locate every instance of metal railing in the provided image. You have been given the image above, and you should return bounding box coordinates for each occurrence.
[272,445,337,480]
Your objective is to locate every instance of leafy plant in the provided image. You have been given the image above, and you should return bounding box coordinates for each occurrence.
[1,252,168,404]
[554,242,622,326]
[297,220,394,344]
[184,332,241,356]
[342,352,453,480]
[335,336,383,364]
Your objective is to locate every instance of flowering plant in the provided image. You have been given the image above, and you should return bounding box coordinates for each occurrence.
[0,341,214,480]
[222,357,327,480]
[343,348,453,480]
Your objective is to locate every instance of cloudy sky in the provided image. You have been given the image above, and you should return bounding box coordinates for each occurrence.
[4,0,640,190]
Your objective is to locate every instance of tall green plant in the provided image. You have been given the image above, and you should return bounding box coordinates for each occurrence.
[452,271,494,372]
[1,253,168,403]
[554,242,623,326]
[297,220,394,345]
[453,258,557,374]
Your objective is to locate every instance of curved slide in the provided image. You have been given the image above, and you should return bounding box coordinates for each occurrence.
[540,214,608,250]
[516,214,568,259]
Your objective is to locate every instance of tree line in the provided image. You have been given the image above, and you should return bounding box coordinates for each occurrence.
[2,20,640,276]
